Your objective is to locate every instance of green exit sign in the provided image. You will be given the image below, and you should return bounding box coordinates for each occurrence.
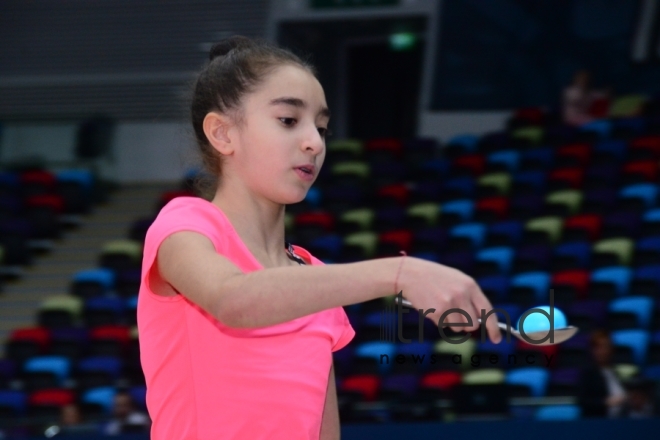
[311,0,400,8]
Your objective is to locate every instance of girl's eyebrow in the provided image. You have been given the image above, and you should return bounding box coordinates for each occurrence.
[269,96,331,118]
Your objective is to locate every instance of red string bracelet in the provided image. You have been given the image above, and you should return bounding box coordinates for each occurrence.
[394,250,407,295]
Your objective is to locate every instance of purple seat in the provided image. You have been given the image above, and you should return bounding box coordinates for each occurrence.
[412,227,447,253]
[514,244,552,272]
[585,165,621,189]
[410,181,443,202]
[487,220,524,246]
[380,373,419,396]
[583,188,618,213]
[374,207,406,231]
[567,300,608,327]
[543,125,577,145]
[562,332,589,350]
[478,275,510,301]
[510,194,545,219]
[550,367,581,385]
[602,212,641,238]
[438,250,473,273]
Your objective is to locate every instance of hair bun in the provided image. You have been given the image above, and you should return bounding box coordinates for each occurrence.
[209,35,253,61]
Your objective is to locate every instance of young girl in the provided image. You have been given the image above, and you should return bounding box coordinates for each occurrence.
[137,35,501,440]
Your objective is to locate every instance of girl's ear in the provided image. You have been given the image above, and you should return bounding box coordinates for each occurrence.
[203,112,234,155]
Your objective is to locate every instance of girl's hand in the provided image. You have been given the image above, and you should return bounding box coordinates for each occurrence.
[396,256,502,343]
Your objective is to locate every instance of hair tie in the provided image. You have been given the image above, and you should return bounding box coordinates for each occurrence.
[394,250,407,295]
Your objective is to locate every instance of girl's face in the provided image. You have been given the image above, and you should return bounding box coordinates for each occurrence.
[230,64,329,205]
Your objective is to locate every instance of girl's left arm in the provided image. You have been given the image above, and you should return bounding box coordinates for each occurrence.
[320,362,340,440]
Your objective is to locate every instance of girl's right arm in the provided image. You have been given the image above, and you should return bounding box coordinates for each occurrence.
[156,230,501,343]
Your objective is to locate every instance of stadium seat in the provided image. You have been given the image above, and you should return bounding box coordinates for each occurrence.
[23,356,71,389]
[535,404,581,421]
[619,183,658,210]
[524,216,563,244]
[505,367,549,397]
[590,267,632,299]
[478,275,510,302]
[509,272,551,304]
[462,369,505,385]
[608,296,655,328]
[611,329,650,365]
[81,386,116,415]
[475,247,514,275]
[71,268,115,299]
[486,220,524,247]
[609,94,647,118]
[487,150,520,172]
[449,223,486,249]
[552,242,591,271]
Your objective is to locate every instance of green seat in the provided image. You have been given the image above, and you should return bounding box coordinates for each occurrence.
[406,203,440,226]
[434,338,476,370]
[130,325,139,339]
[39,294,83,316]
[546,190,583,215]
[330,161,370,179]
[511,127,544,145]
[327,138,363,157]
[101,239,142,260]
[614,363,639,381]
[478,172,511,195]
[462,368,506,385]
[525,216,563,243]
[343,231,379,258]
[609,95,647,118]
[340,208,375,231]
[593,238,634,266]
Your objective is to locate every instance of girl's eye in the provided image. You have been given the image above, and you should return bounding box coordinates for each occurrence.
[279,117,296,127]
[318,127,332,139]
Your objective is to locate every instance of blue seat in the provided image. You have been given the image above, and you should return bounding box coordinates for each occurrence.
[476,247,514,274]
[85,297,125,313]
[535,404,581,420]
[411,251,440,263]
[520,148,554,168]
[487,150,520,172]
[489,303,522,328]
[554,242,591,268]
[643,365,660,381]
[611,329,650,365]
[477,339,514,357]
[590,267,632,296]
[441,199,474,222]
[595,139,627,160]
[309,234,344,259]
[129,386,147,411]
[619,183,658,209]
[77,356,123,379]
[447,134,479,152]
[609,296,655,328]
[506,367,549,397]
[612,117,646,135]
[125,295,138,310]
[418,158,450,175]
[580,119,612,138]
[355,341,396,373]
[488,220,524,245]
[477,275,510,301]
[443,177,475,198]
[633,264,660,286]
[450,223,486,248]
[81,386,116,415]
[643,208,660,222]
[73,268,115,289]
[24,356,71,386]
[637,236,660,253]
[510,272,551,302]
[513,170,547,191]
[304,187,322,207]
[396,341,432,357]
[0,390,27,415]
[56,169,94,194]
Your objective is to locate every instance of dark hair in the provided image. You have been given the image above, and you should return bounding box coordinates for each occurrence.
[190,35,317,199]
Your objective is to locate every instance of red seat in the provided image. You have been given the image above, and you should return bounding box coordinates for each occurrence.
[453,154,486,176]
[515,340,559,363]
[25,194,65,214]
[475,197,509,220]
[379,230,413,252]
[630,136,660,159]
[420,371,462,391]
[513,107,545,125]
[365,138,403,157]
[552,270,590,299]
[28,388,75,407]
[376,184,409,206]
[294,212,334,231]
[548,168,584,189]
[557,143,591,166]
[90,325,130,345]
[564,214,602,242]
[20,170,56,187]
[340,374,381,401]
[10,327,50,350]
[623,160,658,182]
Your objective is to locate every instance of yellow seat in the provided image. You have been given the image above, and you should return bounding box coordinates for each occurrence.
[406,203,440,226]
[525,216,563,243]
[593,238,634,266]
[462,368,506,384]
[343,231,379,258]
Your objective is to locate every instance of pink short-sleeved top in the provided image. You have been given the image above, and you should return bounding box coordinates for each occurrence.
[137,196,355,440]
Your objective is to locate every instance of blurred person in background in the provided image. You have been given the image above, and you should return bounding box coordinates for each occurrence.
[103,390,150,435]
[562,69,609,125]
[622,376,656,418]
[578,329,628,418]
